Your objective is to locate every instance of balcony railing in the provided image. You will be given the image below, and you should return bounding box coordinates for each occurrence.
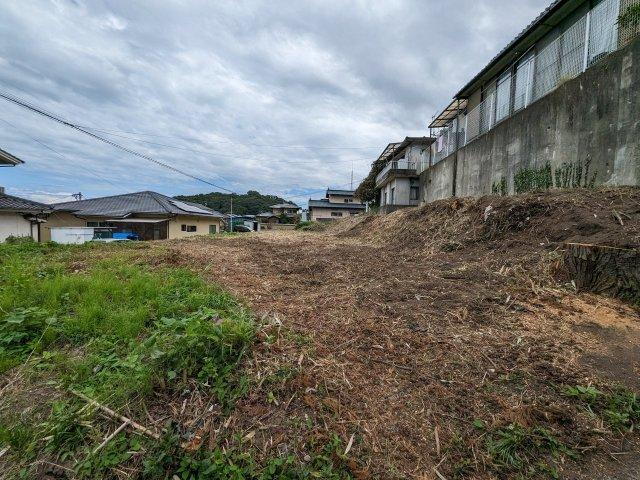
[375,159,417,184]
[434,0,627,158]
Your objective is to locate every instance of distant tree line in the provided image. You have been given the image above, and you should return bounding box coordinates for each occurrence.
[174,190,289,215]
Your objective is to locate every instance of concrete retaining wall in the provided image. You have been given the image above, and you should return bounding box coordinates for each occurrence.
[260,223,296,231]
[420,37,640,201]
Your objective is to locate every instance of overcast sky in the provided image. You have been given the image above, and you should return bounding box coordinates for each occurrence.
[0,0,550,206]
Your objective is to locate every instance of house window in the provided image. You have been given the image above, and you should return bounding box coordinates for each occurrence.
[513,53,534,111]
[410,186,419,200]
[495,70,512,122]
[209,224,217,234]
[181,224,197,232]
[87,221,109,227]
[331,212,343,217]
[390,187,395,205]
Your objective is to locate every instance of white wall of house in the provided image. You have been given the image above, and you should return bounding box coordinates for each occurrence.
[309,207,360,222]
[405,144,430,167]
[0,212,36,242]
[168,215,223,238]
[327,194,361,204]
[379,178,420,206]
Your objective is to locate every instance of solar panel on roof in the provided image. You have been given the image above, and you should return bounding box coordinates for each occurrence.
[170,200,213,215]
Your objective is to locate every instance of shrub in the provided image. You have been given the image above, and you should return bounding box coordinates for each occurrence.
[295,221,326,232]
[0,307,58,373]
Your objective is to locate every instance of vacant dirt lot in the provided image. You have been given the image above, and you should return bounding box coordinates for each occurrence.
[164,189,639,479]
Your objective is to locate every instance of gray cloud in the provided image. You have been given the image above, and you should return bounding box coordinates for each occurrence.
[0,0,550,204]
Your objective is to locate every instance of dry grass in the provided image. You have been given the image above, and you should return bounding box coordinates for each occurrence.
[154,188,640,479]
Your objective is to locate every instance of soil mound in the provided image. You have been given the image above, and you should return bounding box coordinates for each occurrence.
[331,187,640,253]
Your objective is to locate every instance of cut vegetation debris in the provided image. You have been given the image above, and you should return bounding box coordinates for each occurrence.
[0,242,351,479]
[1,187,639,479]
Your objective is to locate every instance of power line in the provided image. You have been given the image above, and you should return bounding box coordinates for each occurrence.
[79,127,374,166]
[0,117,124,191]
[0,90,234,193]
[285,179,366,200]
[3,82,382,151]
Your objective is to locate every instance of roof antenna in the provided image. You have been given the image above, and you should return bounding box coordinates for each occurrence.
[72,192,83,201]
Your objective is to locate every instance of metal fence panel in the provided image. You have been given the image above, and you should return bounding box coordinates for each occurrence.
[495,72,512,123]
[589,0,621,65]
[513,55,534,112]
[431,0,637,157]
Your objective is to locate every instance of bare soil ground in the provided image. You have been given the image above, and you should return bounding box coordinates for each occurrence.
[159,188,640,479]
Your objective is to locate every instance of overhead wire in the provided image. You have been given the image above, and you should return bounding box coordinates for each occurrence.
[0,90,234,193]
[0,117,125,191]
[0,89,371,197]
[284,179,366,200]
[78,127,375,166]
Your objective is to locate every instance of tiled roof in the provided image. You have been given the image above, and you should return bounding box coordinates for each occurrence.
[52,191,224,218]
[326,189,356,196]
[270,203,299,209]
[308,199,365,210]
[0,193,50,212]
[375,137,435,163]
[0,148,24,166]
[455,0,566,98]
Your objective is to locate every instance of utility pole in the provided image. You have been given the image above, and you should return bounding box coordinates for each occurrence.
[350,160,354,190]
[229,193,234,232]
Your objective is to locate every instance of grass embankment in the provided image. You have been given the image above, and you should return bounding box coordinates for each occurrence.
[0,241,350,479]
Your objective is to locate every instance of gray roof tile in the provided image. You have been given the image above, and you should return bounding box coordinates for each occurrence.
[0,193,50,212]
[326,189,356,196]
[270,203,299,209]
[0,148,24,166]
[52,191,224,218]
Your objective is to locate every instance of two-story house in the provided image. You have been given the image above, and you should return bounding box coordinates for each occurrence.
[308,189,365,221]
[256,203,300,225]
[424,0,640,201]
[374,137,435,214]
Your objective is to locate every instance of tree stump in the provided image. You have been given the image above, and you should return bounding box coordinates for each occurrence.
[564,243,640,302]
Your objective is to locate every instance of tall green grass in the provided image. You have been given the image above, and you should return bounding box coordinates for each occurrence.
[0,243,253,469]
[0,242,351,479]
[0,242,252,364]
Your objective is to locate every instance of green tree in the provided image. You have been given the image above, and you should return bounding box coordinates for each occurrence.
[174,191,290,215]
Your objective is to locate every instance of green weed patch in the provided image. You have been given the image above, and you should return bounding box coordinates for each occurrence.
[485,423,576,476]
[0,242,351,479]
[566,384,640,432]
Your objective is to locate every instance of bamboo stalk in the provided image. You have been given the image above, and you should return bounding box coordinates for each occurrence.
[93,420,130,454]
[71,390,160,439]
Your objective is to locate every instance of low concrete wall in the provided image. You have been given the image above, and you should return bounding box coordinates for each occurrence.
[421,158,454,203]
[260,223,296,231]
[421,37,640,201]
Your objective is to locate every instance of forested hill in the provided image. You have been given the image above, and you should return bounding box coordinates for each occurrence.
[174,190,289,215]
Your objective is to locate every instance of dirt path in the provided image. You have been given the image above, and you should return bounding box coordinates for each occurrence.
[166,220,639,479]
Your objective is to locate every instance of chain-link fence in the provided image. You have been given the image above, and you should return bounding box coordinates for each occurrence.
[457,0,633,150]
